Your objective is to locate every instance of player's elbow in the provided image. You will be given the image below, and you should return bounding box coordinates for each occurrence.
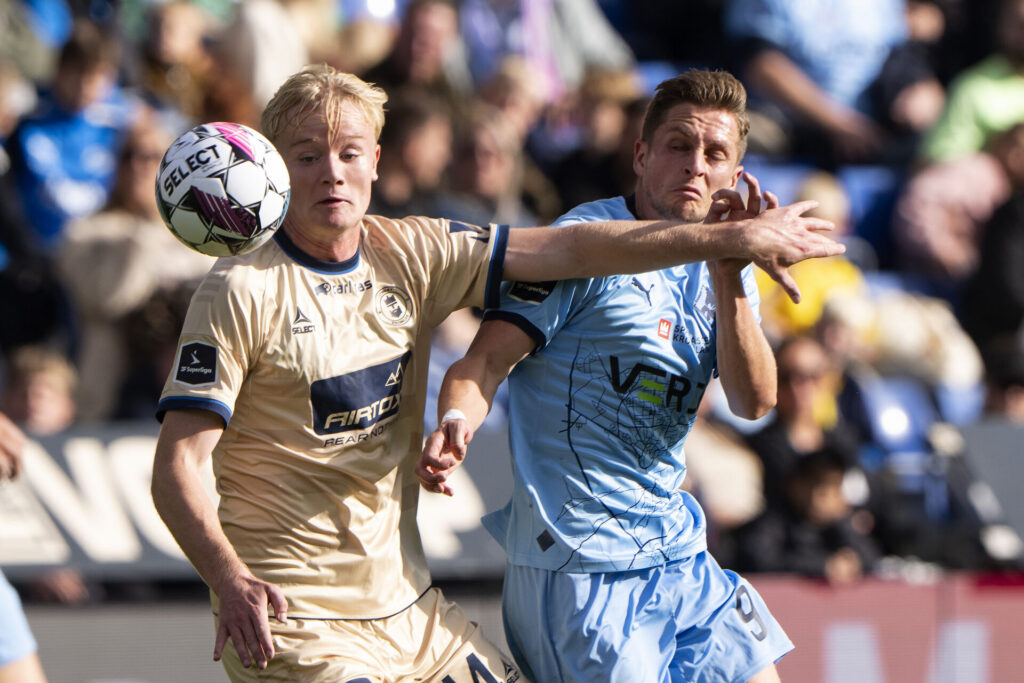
[726,388,776,421]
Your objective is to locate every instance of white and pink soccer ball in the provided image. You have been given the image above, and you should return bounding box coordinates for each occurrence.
[156,122,290,257]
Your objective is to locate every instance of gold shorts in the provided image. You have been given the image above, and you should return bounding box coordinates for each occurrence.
[218,587,525,682]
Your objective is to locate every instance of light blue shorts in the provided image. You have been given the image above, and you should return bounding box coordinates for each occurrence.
[502,552,792,683]
[0,570,37,666]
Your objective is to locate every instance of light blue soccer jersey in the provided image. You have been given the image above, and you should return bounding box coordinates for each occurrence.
[482,196,761,572]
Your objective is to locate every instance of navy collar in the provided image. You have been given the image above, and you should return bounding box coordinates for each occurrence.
[273,228,360,274]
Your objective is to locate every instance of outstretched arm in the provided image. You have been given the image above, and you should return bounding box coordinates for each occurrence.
[152,409,288,670]
[503,200,842,303]
[417,320,533,496]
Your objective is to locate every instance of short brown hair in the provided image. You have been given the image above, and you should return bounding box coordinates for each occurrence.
[260,64,388,145]
[641,69,750,157]
[58,19,120,74]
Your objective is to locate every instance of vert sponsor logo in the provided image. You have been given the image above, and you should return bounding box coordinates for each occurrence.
[174,342,217,386]
[310,351,411,435]
[609,355,706,416]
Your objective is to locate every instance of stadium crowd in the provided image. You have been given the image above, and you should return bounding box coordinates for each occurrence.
[1,0,1024,610]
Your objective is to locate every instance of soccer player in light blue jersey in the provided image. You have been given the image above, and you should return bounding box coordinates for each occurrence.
[418,70,829,682]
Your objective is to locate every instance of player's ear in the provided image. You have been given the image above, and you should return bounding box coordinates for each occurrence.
[633,138,648,177]
[731,165,743,189]
[371,143,381,181]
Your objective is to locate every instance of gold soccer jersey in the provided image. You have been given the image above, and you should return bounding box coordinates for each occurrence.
[158,216,508,619]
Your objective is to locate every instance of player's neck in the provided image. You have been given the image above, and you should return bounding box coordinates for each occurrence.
[283,222,361,263]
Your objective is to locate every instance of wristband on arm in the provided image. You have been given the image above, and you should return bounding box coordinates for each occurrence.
[440,408,467,426]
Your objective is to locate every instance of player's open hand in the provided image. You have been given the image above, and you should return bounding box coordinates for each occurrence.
[416,418,472,496]
[214,571,288,670]
[739,199,844,303]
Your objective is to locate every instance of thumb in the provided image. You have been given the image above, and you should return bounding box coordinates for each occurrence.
[268,586,288,624]
[449,423,469,461]
[707,198,731,223]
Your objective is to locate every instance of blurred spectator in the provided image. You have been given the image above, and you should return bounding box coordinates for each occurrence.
[369,90,453,218]
[56,109,212,421]
[278,0,344,64]
[134,1,217,129]
[682,386,765,563]
[459,0,634,104]
[731,449,882,585]
[920,0,1024,164]
[362,0,471,122]
[4,18,134,250]
[0,346,112,604]
[0,0,71,84]
[207,0,309,126]
[0,346,76,436]
[894,121,1024,283]
[980,333,1024,422]
[815,287,983,400]
[432,103,540,226]
[548,66,645,212]
[330,17,395,76]
[724,0,944,167]
[477,56,563,222]
[745,336,869,514]
[477,56,545,144]
[755,171,870,342]
[959,180,1024,352]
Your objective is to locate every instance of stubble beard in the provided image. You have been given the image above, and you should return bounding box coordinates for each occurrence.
[650,195,707,225]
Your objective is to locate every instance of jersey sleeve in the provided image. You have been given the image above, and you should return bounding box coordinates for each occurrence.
[156,262,263,426]
[414,218,509,327]
[484,276,605,353]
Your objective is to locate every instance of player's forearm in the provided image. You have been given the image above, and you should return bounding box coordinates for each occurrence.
[505,219,749,281]
[153,461,251,594]
[712,269,776,419]
[437,353,506,431]
[152,442,249,595]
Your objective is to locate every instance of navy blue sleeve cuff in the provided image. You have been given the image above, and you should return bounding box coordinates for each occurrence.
[484,223,509,310]
[482,310,546,354]
[156,397,232,427]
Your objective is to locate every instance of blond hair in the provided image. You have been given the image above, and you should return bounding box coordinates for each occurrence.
[641,69,750,158]
[6,346,78,395]
[261,64,389,144]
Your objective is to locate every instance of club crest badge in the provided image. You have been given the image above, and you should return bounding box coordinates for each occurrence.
[374,286,413,326]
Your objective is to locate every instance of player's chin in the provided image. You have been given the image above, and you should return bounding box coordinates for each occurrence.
[672,201,708,224]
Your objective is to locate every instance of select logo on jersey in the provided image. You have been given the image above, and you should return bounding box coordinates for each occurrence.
[310,351,411,434]
[508,280,555,304]
[375,286,413,326]
[610,355,705,416]
[174,342,217,386]
[658,318,672,339]
[292,308,314,335]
